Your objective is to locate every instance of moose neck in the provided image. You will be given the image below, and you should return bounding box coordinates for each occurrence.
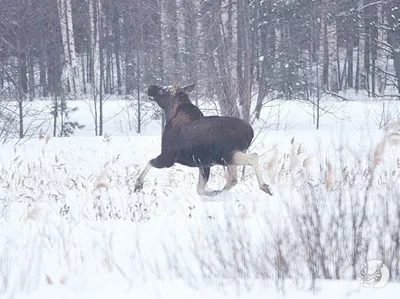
[163,99,204,125]
[163,90,194,123]
[164,103,178,123]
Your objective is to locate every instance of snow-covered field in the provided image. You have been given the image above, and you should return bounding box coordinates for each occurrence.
[1,95,400,298]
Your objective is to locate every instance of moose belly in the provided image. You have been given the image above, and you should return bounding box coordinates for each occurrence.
[175,155,218,167]
[174,144,231,168]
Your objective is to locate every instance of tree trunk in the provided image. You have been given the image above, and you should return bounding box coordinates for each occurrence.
[58,0,78,94]
[164,0,179,82]
[355,43,360,91]
[99,14,104,136]
[113,7,122,95]
[346,43,354,89]
[28,50,35,100]
[237,0,251,122]
[182,0,197,86]
[123,8,134,94]
[386,1,400,95]
[255,16,269,119]
[364,8,371,95]
[322,20,329,89]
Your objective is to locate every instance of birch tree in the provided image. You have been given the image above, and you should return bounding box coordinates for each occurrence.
[384,1,400,95]
[237,0,252,122]
[87,0,104,135]
[58,0,79,94]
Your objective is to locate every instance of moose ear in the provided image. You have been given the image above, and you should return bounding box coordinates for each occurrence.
[182,83,195,93]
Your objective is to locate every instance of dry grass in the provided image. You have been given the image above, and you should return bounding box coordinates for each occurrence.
[1,129,400,295]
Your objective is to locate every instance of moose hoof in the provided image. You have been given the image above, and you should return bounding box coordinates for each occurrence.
[199,190,222,197]
[134,180,143,192]
[207,190,223,197]
[260,183,273,196]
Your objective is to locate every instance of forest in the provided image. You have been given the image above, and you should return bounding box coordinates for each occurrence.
[0,0,399,139]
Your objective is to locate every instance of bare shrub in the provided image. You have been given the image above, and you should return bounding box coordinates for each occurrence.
[180,129,400,294]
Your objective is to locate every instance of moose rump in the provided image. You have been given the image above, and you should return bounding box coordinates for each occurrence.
[134,83,272,197]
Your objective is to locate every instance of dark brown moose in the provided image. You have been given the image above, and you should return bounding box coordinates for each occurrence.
[134,83,272,197]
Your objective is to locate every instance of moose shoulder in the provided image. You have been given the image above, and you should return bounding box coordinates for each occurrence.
[134,83,272,197]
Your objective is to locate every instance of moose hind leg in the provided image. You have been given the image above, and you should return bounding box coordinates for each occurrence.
[231,151,272,195]
[134,153,175,192]
[222,165,238,191]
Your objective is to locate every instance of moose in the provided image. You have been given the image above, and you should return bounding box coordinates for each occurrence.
[134,83,272,197]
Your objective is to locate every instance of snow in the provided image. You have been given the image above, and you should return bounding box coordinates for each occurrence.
[1,96,400,298]
[9,279,400,299]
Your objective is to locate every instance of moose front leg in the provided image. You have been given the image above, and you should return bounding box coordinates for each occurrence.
[134,162,153,192]
[197,167,222,197]
[134,152,175,192]
[197,167,210,196]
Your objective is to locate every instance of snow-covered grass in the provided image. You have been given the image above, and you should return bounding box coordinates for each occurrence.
[1,97,400,298]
